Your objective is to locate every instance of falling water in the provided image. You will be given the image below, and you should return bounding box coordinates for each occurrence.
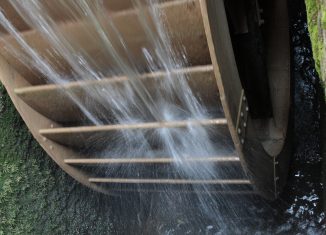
[0,0,250,230]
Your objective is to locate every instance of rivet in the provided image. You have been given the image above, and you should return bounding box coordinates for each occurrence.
[275,161,279,165]
[275,177,280,181]
[243,96,246,102]
[238,128,241,134]
[50,124,54,128]
[42,137,47,142]
[246,106,249,112]
[243,122,247,128]
[241,112,244,117]
[49,145,54,150]
[241,139,245,144]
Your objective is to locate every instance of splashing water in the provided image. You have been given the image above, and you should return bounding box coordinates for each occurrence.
[0,0,254,232]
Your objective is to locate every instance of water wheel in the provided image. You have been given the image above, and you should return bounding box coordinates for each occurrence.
[0,0,290,199]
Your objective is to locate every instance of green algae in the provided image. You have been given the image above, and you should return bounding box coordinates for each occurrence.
[305,0,324,77]
[304,0,326,94]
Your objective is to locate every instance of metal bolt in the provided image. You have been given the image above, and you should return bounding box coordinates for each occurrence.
[243,122,247,128]
[241,139,245,144]
[241,112,244,117]
[50,124,54,128]
[42,137,47,142]
[246,106,249,112]
[238,128,241,134]
[50,145,54,150]
[243,96,246,102]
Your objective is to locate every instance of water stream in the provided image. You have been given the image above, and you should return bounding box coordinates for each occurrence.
[0,0,246,232]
